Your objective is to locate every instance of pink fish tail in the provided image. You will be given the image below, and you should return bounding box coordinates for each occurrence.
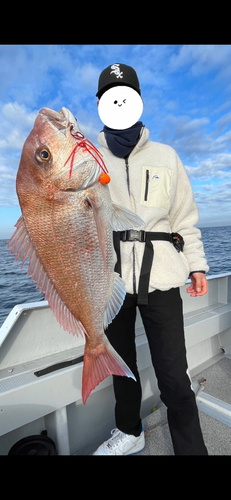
[82,336,136,405]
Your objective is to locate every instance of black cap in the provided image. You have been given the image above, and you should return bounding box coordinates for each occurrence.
[96,63,141,99]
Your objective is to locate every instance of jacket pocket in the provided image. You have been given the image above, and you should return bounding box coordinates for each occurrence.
[140,166,172,210]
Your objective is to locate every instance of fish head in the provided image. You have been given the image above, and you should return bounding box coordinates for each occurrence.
[16,107,102,206]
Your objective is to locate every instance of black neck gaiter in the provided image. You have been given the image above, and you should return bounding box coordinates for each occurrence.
[103,121,143,158]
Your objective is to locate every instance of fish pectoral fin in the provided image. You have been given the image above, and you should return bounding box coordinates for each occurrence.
[111,202,145,231]
[104,273,126,329]
[7,215,87,339]
[82,335,136,404]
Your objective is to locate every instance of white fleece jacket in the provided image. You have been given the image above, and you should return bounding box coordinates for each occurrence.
[98,126,209,294]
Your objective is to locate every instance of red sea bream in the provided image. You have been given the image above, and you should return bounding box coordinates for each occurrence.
[7,107,145,403]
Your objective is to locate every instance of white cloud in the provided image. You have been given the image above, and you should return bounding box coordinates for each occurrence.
[214,111,231,134]
[158,107,231,165]
[185,153,231,180]
[0,158,19,207]
[194,180,231,227]
[2,102,36,123]
[215,129,231,145]
[169,45,231,77]
[0,102,37,149]
[159,114,212,158]
[0,102,38,207]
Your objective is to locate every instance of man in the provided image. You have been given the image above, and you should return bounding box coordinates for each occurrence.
[93,63,209,455]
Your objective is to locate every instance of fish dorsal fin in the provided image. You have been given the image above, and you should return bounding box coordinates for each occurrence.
[104,272,126,329]
[7,216,87,338]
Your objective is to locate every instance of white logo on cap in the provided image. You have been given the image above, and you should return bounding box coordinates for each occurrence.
[110,64,123,79]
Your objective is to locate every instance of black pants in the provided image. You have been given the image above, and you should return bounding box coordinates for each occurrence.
[105,288,208,455]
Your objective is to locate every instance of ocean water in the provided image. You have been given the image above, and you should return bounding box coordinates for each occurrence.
[0,226,231,326]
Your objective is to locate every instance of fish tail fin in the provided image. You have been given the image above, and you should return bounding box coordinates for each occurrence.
[82,335,136,405]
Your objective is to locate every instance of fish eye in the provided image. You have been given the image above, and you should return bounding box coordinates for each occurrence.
[114,100,118,104]
[36,147,51,163]
[40,149,50,161]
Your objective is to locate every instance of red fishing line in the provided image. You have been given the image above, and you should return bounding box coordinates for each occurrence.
[65,126,108,179]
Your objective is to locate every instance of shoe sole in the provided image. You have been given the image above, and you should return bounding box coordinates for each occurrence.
[128,445,145,455]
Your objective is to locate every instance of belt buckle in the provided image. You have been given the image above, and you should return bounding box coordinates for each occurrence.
[129,230,146,242]
[121,231,127,242]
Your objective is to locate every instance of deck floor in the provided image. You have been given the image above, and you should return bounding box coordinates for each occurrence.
[137,355,231,456]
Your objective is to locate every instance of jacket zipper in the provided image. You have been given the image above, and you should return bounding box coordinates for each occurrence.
[124,155,136,294]
[132,244,136,295]
[125,156,130,196]
[144,168,149,201]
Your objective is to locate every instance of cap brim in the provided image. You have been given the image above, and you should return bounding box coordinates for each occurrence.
[96,82,141,99]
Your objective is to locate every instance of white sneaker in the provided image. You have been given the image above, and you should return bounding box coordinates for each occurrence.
[92,428,145,455]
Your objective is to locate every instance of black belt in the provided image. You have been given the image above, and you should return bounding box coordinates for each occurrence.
[113,230,184,306]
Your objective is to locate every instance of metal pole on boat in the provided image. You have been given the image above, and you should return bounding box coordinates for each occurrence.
[50,406,70,455]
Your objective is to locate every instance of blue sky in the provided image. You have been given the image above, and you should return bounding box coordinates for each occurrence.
[1,44,231,238]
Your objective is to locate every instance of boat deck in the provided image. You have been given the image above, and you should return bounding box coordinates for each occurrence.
[138,355,231,455]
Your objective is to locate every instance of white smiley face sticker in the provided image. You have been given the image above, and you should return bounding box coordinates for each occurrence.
[98,85,143,130]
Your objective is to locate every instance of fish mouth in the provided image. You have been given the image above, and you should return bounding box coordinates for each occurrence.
[39,107,78,135]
